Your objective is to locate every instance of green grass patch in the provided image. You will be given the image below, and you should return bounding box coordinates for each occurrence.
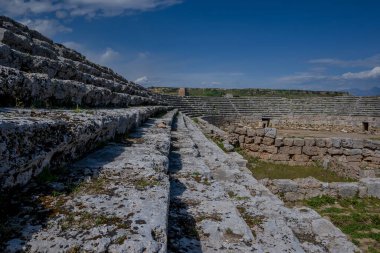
[303,196,380,252]
[238,150,355,182]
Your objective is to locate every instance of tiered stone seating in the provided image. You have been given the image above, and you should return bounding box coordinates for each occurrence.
[164,95,380,117]
[0,16,162,108]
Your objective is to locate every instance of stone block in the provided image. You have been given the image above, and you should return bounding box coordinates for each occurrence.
[247,128,256,137]
[315,138,326,147]
[359,169,376,178]
[223,141,234,152]
[271,154,290,161]
[363,140,380,150]
[325,138,332,148]
[293,138,305,147]
[343,149,362,156]
[262,137,275,145]
[254,136,262,144]
[346,155,363,162]
[283,138,294,146]
[274,138,284,147]
[244,137,254,144]
[293,154,310,162]
[318,148,327,156]
[352,139,364,149]
[362,148,374,157]
[328,148,343,155]
[239,135,245,144]
[284,192,304,202]
[256,128,265,137]
[264,128,277,138]
[235,127,247,135]
[364,156,380,165]
[331,138,341,148]
[360,178,380,198]
[248,144,260,152]
[302,146,319,156]
[336,183,359,198]
[304,137,316,146]
[259,152,272,160]
[279,146,302,155]
[260,145,278,154]
[341,138,354,148]
[273,179,298,192]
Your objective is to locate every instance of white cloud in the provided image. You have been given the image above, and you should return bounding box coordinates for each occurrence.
[1,0,181,18]
[342,66,380,79]
[278,66,380,85]
[20,19,72,37]
[98,47,120,64]
[309,54,380,68]
[135,76,149,84]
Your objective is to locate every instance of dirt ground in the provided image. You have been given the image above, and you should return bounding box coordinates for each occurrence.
[277,129,380,140]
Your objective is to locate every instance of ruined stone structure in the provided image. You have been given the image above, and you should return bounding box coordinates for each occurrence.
[0,16,377,252]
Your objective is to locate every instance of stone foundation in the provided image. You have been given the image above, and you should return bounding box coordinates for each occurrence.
[260,177,380,202]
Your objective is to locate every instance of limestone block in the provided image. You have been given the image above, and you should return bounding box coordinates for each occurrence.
[283,138,294,146]
[279,146,302,155]
[223,141,234,152]
[254,136,263,144]
[295,177,322,188]
[293,138,305,147]
[248,144,260,152]
[239,135,245,144]
[315,138,326,148]
[359,169,376,178]
[259,152,272,160]
[336,183,359,198]
[331,138,341,148]
[346,155,363,162]
[227,125,236,133]
[360,178,380,198]
[244,137,255,144]
[363,139,380,150]
[273,179,298,192]
[364,156,380,165]
[362,148,374,157]
[317,148,327,156]
[358,186,367,198]
[341,138,354,148]
[352,139,364,149]
[304,137,315,146]
[256,128,265,137]
[325,138,332,148]
[264,128,277,138]
[293,154,310,162]
[275,137,284,147]
[284,192,304,202]
[235,127,247,135]
[262,137,275,145]
[271,154,290,161]
[343,149,362,156]
[247,128,256,137]
[302,146,319,156]
[328,148,343,155]
[260,144,278,154]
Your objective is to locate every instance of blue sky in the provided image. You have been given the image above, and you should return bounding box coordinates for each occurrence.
[1,0,380,93]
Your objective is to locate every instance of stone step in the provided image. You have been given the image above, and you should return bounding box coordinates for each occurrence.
[0,65,158,108]
[167,113,258,252]
[0,43,151,99]
[0,106,169,190]
[0,109,177,252]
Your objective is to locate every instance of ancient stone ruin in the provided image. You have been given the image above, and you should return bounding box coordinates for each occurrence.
[1,16,379,252]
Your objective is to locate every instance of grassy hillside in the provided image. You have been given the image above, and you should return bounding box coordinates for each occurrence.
[149,87,348,98]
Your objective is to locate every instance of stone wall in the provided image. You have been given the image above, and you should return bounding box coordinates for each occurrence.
[226,125,380,179]
[260,177,380,202]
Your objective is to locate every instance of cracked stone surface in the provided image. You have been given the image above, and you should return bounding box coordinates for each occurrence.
[1,109,177,252]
